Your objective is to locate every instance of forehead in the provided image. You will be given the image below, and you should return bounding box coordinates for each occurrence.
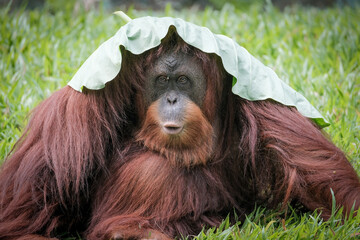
[152,51,203,72]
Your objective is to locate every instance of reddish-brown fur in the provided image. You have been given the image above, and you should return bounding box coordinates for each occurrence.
[137,99,214,167]
[0,31,359,239]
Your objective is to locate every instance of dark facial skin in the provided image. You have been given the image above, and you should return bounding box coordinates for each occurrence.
[144,51,206,135]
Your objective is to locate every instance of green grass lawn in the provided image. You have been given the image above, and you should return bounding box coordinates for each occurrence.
[1,2,359,239]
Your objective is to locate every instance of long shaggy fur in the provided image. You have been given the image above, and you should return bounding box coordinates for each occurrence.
[0,31,359,239]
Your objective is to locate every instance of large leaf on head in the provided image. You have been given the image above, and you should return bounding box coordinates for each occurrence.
[67,16,329,128]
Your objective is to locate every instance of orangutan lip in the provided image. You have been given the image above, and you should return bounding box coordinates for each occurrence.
[162,122,183,135]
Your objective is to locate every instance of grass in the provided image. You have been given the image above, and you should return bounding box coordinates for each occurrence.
[1,1,359,239]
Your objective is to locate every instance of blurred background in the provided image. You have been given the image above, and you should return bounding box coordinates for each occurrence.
[1,0,359,12]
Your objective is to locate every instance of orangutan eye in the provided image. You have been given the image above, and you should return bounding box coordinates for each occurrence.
[177,76,189,85]
[157,76,169,85]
